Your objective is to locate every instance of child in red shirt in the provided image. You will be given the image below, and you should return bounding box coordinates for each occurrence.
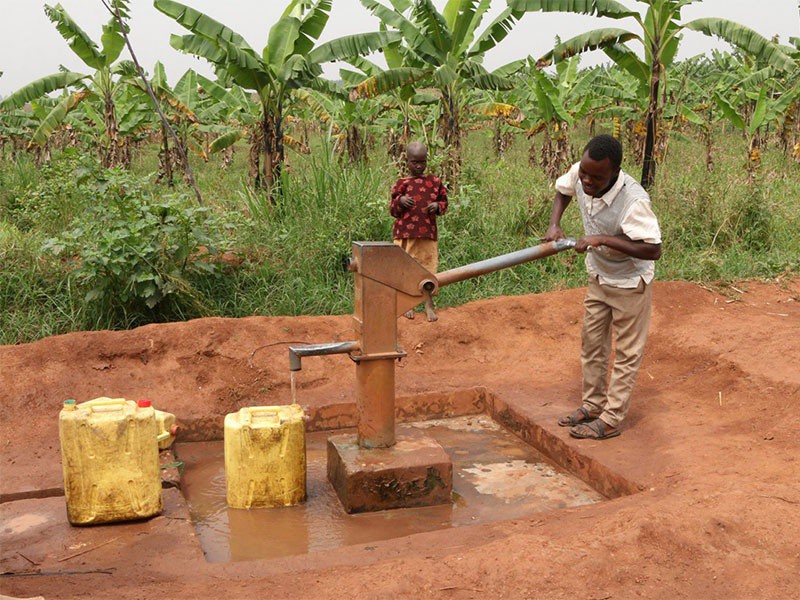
[390,142,448,320]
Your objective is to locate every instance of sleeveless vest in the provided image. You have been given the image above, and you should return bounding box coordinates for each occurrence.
[577,172,655,287]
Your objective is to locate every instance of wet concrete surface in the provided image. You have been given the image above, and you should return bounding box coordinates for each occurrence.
[176,416,603,563]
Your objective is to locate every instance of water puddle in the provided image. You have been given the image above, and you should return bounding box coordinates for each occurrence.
[176,415,603,562]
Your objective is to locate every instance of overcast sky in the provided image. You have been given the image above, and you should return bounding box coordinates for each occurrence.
[1,0,797,95]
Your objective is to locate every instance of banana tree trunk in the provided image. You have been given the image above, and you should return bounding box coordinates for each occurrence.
[553,122,570,178]
[249,124,263,188]
[346,125,367,164]
[704,106,714,171]
[641,59,662,189]
[31,142,51,167]
[793,101,800,163]
[260,112,284,197]
[528,137,536,167]
[540,129,555,179]
[493,118,504,159]
[387,128,402,163]
[157,123,174,186]
[12,136,24,159]
[747,134,760,181]
[793,102,800,157]
[221,141,234,170]
[102,93,128,169]
[440,88,461,188]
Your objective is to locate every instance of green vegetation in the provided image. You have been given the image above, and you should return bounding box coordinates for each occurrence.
[0,0,798,345]
[1,126,798,345]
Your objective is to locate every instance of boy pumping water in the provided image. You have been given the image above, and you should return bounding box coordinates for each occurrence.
[390,142,448,321]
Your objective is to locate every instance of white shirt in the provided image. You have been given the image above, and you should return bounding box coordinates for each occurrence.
[556,162,662,287]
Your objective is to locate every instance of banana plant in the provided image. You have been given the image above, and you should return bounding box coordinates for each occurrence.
[0,108,33,159]
[529,55,602,177]
[713,69,800,179]
[469,88,524,160]
[294,86,384,163]
[777,37,800,161]
[342,45,433,167]
[0,3,139,168]
[510,0,795,189]
[353,0,527,185]
[185,73,292,184]
[154,0,399,192]
[171,69,244,164]
[140,62,201,185]
[676,67,722,172]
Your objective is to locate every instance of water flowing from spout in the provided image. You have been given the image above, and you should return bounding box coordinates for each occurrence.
[290,371,297,405]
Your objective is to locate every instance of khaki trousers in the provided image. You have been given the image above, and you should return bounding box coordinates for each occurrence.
[393,238,438,273]
[580,277,652,428]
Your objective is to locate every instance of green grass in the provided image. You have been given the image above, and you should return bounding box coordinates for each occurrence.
[1,128,798,345]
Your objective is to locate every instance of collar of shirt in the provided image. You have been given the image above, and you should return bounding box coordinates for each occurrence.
[583,170,626,206]
[581,171,626,218]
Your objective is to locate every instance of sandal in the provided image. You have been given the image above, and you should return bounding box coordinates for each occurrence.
[569,419,620,440]
[558,406,592,427]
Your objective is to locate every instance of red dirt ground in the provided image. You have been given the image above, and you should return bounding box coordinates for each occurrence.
[2,278,799,599]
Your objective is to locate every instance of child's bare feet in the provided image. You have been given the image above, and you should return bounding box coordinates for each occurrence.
[404,310,415,320]
[423,291,437,322]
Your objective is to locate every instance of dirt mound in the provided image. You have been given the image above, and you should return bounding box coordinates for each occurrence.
[2,278,799,599]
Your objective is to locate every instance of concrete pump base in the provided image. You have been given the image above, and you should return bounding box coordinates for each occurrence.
[327,430,452,514]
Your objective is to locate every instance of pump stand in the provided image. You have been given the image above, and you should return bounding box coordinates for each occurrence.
[325,242,451,513]
[290,239,576,513]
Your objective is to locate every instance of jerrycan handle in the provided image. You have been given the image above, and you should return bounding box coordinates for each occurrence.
[88,399,128,412]
[242,408,280,426]
[157,423,179,442]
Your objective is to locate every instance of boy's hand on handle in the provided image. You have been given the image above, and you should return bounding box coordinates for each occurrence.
[399,195,415,209]
[424,202,438,214]
[544,224,566,241]
[575,235,603,253]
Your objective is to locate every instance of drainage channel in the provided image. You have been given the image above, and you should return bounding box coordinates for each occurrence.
[176,415,604,563]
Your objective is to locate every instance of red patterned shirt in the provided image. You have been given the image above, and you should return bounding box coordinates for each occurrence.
[390,175,448,240]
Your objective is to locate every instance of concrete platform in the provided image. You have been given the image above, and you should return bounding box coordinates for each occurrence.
[327,430,452,514]
[0,488,202,577]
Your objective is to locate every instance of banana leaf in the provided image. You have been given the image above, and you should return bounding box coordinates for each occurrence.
[209,128,244,152]
[45,3,103,69]
[685,18,795,73]
[349,67,428,100]
[509,0,638,20]
[1,72,85,110]
[546,28,640,63]
[154,0,251,49]
[413,0,453,55]
[30,90,90,146]
[308,31,401,64]
[713,92,746,131]
[468,6,523,56]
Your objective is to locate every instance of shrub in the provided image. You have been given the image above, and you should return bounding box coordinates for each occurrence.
[44,168,223,320]
[5,150,101,234]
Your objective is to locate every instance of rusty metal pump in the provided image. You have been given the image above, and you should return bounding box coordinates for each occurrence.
[289,239,576,449]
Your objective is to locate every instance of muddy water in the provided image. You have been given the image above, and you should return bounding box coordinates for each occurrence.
[176,416,602,563]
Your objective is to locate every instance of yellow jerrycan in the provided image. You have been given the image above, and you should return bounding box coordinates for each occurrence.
[225,404,306,509]
[59,397,163,525]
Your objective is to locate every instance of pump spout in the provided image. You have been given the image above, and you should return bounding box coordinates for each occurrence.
[289,341,360,372]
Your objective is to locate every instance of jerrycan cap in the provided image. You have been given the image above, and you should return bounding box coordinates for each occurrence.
[137,399,152,408]
[63,399,77,411]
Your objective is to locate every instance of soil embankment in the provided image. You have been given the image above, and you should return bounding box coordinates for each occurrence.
[2,279,799,598]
